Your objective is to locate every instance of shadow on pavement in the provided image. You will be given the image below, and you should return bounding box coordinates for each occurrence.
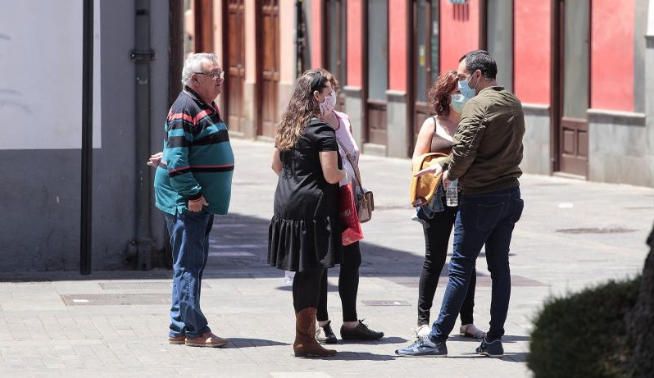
[225,338,288,348]
[340,336,408,345]
[313,351,396,361]
[0,212,539,289]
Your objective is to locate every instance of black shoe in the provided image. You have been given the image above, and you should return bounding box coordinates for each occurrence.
[476,337,504,357]
[316,321,338,344]
[340,320,384,341]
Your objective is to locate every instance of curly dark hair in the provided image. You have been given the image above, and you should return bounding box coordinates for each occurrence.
[427,70,458,116]
[275,70,329,150]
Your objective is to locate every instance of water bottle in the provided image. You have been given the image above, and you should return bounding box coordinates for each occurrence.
[446,179,458,207]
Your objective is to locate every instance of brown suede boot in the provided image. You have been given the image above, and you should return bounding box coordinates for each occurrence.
[293,308,337,357]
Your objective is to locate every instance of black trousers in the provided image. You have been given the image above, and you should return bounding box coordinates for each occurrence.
[417,203,476,326]
[293,267,326,313]
[317,242,362,322]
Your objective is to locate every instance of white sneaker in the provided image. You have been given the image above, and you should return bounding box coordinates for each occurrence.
[415,324,431,339]
[460,324,486,339]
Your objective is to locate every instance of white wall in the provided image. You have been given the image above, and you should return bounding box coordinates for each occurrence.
[0,0,101,150]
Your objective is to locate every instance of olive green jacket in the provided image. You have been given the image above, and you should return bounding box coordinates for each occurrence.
[446,86,525,194]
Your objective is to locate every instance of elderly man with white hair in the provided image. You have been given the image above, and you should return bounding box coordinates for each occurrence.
[153,52,234,348]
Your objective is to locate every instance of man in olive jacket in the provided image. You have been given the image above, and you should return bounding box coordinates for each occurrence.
[397,50,525,358]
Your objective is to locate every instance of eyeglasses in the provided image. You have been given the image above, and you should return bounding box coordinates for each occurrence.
[194,70,224,80]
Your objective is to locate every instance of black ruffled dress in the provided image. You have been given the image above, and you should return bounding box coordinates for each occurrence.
[268,119,342,272]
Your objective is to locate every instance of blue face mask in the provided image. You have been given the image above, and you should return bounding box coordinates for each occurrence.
[450,93,468,114]
[458,75,477,100]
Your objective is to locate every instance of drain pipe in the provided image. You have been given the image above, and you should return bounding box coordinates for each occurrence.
[129,0,155,270]
[80,0,94,275]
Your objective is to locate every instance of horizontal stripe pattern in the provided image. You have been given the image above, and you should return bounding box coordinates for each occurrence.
[168,164,235,177]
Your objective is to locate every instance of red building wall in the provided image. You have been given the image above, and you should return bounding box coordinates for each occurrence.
[388,0,407,91]
[346,0,363,87]
[311,0,323,69]
[439,0,482,74]
[513,0,551,105]
[591,0,634,111]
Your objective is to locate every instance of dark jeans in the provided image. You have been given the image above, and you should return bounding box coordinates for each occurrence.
[317,242,362,322]
[164,210,214,338]
[418,202,476,326]
[293,267,325,312]
[431,186,524,342]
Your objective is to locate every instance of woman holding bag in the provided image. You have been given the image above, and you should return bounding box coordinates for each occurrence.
[314,69,384,344]
[411,70,485,340]
[268,70,345,358]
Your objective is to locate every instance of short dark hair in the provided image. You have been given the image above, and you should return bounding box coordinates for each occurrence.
[459,50,497,79]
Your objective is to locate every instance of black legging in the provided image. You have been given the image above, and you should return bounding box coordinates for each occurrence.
[317,242,362,322]
[293,268,326,312]
[418,202,476,326]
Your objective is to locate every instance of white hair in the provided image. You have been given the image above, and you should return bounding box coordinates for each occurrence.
[181,52,219,86]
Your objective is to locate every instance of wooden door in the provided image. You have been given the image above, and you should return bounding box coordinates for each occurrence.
[325,0,347,111]
[225,0,246,133]
[192,0,214,52]
[553,0,589,177]
[412,0,439,150]
[259,0,280,138]
[365,0,388,146]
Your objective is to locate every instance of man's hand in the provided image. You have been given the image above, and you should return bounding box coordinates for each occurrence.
[146,152,163,167]
[188,196,208,212]
[442,170,451,188]
[414,164,442,178]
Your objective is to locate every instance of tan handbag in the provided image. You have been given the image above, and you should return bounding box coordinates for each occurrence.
[343,152,374,223]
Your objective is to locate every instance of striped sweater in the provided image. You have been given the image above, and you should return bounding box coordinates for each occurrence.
[154,87,234,215]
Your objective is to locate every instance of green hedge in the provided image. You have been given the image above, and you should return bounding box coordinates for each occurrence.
[528,277,641,378]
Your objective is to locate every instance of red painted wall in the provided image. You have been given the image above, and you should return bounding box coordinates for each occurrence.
[311,0,323,69]
[346,0,363,87]
[514,0,551,104]
[388,0,407,91]
[439,0,481,74]
[591,0,634,111]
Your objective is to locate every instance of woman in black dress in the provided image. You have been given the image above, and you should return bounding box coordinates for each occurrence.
[268,70,346,358]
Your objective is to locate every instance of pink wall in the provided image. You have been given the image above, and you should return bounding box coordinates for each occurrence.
[513,0,551,104]
[439,0,481,74]
[311,0,323,69]
[346,0,363,87]
[591,0,634,111]
[388,0,407,91]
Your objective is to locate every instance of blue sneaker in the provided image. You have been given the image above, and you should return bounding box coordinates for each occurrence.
[476,337,504,357]
[395,336,447,357]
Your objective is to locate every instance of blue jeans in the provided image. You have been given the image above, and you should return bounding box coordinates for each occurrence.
[164,210,214,338]
[431,186,524,342]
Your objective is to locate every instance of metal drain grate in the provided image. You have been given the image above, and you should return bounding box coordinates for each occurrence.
[556,227,637,234]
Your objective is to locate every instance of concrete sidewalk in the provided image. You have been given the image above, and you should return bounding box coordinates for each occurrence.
[0,138,652,377]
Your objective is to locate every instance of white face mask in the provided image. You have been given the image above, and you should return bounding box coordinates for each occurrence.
[320,91,337,116]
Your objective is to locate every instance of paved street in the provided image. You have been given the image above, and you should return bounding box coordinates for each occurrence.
[1,138,652,377]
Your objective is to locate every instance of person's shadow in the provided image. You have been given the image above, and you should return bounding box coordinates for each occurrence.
[224,338,288,348]
[309,351,396,361]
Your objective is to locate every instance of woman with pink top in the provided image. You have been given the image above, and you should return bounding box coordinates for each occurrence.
[314,69,384,344]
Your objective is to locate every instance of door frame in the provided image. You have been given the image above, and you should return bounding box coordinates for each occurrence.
[193,0,214,52]
[550,0,591,177]
[362,0,389,147]
[408,0,437,153]
[255,0,280,139]
[221,0,230,121]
